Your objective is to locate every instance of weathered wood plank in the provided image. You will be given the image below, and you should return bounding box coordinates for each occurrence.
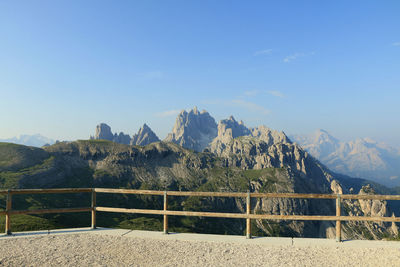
[336,195,341,242]
[163,191,168,234]
[246,191,251,239]
[5,191,12,235]
[94,188,164,195]
[167,191,247,197]
[10,188,92,194]
[91,189,96,229]
[340,194,400,200]
[95,206,166,215]
[95,206,400,222]
[10,207,91,215]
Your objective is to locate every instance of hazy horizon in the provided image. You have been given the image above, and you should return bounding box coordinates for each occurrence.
[1,1,399,147]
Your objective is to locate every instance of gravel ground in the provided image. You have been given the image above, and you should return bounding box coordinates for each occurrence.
[0,233,400,266]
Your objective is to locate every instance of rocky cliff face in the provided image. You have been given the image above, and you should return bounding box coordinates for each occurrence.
[131,124,160,146]
[338,184,399,240]
[164,107,218,152]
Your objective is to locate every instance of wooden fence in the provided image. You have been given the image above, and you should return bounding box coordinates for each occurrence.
[1,188,400,242]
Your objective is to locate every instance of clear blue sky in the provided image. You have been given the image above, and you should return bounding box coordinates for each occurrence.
[1,1,399,146]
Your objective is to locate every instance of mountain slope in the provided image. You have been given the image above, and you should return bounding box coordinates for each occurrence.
[0,139,397,239]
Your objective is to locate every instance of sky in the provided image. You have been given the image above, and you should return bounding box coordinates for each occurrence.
[1,1,399,147]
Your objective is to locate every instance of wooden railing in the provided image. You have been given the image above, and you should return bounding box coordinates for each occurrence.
[1,188,400,242]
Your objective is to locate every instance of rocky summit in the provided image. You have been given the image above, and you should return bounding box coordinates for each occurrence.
[164,107,218,152]
[131,123,160,146]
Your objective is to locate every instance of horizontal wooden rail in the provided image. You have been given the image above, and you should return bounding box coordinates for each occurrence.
[9,188,92,195]
[167,191,247,197]
[95,206,400,222]
[10,207,91,215]
[95,188,164,195]
[94,189,400,201]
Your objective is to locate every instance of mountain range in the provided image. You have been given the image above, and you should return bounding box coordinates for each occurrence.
[291,130,400,187]
[0,134,55,147]
[91,108,400,187]
[1,107,399,239]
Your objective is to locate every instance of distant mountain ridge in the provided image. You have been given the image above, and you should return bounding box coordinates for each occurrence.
[291,129,400,187]
[91,123,160,146]
[90,108,400,188]
[0,134,55,147]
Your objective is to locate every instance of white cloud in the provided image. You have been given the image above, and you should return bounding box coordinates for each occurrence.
[283,53,305,63]
[267,90,285,98]
[244,90,260,97]
[231,99,270,115]
[254,49,272,56]
[283,52,315,63]
[392,42,400,47]
[390,176,399,180]
[155,109,180,118]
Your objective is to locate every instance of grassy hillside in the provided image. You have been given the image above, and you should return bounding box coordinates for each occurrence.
[0,142,50,172]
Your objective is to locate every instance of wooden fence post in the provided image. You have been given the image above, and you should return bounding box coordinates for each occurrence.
[246,191,251,239]
[5,190,12,235]
[163,191,168,234]
[336,194,341,242]
[91,188,96,229]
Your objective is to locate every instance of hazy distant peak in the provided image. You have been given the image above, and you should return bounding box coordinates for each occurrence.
[0,134,55,147]
[291,129,400,187]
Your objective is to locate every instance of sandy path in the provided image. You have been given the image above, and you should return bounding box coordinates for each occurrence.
[0,233,399,266]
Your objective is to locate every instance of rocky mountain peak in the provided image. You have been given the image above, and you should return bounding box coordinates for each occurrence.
[164,107,218,152]
[95,123,114,140]
[217,116,251,140]
[131,124,160,146]
[313,129,339,145]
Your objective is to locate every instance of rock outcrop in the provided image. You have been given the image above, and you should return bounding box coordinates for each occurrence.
[131,124,160,146]
[341,185,398,240]
[92,123,131,145]
[164,107,218,152]
[94,123,114,141]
